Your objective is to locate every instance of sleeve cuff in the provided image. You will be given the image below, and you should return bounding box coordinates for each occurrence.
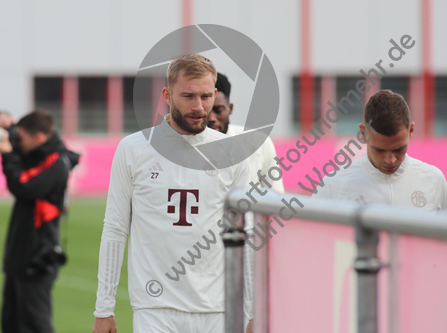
[93,311,115,318]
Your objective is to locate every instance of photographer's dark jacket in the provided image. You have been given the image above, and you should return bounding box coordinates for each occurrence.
[1,134,79,279]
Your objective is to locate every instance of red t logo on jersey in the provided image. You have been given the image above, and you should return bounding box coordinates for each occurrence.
[167,189,199,226]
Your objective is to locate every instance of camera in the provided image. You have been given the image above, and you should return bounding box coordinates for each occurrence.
[29,243,67,275]
[7,123,20,149]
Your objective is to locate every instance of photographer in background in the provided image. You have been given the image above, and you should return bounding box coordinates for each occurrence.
[0,110,79,333]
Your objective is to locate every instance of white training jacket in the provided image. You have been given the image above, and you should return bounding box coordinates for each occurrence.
[226,124,284,323]
[226,124,285,194]
[94,118,251,318]
[313,154,447,210]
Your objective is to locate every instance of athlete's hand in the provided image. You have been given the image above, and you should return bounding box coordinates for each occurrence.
[0,135,12,154]
[92,316,117,333]
[246,319,253,333]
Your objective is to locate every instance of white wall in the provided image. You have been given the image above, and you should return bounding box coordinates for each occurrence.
[0,0,445,135]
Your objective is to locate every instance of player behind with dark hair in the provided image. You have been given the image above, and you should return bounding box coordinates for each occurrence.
[208,73,284,332]
[209,73,232,134]
[215,72,231,98]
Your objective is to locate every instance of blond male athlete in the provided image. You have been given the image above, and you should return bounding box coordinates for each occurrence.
[93,54,251,333]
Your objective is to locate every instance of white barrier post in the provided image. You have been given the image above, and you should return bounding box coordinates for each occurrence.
[354,220,381,333]
[223,211,246,333]
[253,213,269,333]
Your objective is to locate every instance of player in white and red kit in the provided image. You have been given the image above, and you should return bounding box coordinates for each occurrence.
[92,54,251,333]
[313,89,447,209]
[311,89,446,333]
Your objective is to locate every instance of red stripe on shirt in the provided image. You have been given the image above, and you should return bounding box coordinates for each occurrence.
[34,199,61,228]
[19,152,59,184]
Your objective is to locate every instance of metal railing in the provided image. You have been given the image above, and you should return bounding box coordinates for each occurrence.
[223,189,447,333]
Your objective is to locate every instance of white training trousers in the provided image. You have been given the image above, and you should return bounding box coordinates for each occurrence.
[133,308,224,333]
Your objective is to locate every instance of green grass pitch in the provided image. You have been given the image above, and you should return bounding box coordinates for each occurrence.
[0,198,133,332]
